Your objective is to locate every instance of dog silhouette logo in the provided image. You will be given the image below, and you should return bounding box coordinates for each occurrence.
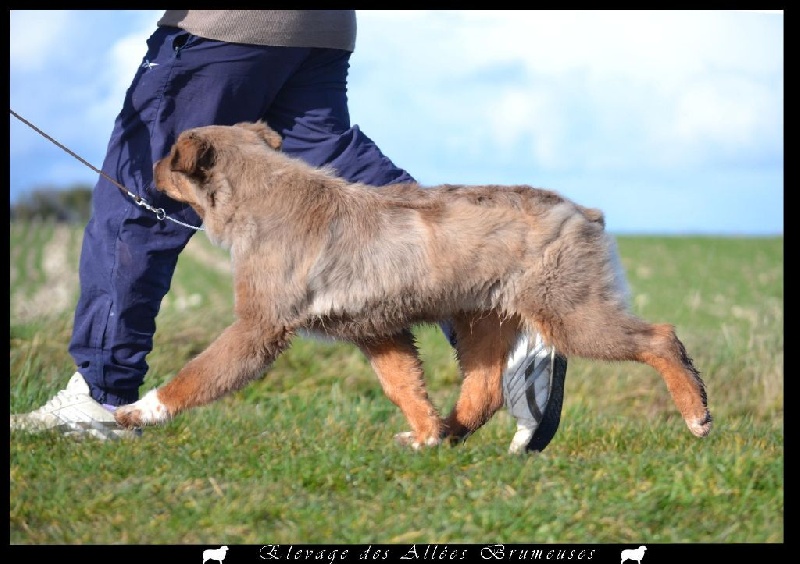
[203,546,229,564]
[620,546,646,564]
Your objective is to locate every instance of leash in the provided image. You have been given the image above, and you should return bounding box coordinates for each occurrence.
[10,108,204,231]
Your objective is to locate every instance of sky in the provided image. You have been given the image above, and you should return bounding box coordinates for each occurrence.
[9,10,783,235]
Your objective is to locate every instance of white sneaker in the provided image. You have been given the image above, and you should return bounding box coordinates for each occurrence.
[10,372,140,440]
[504,332,567,454]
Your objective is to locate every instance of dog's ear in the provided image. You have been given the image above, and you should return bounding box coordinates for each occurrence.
[171,133,216,182]
[235,121,283,151]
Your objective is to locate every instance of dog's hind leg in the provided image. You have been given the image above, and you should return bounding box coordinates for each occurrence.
[355,329,444,448]
[115,320,292,428]
[443,311,521,442]
[539,308,712,437]
[636,322,712,437]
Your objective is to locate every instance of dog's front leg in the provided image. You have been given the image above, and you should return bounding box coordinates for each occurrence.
[356,330,445,449]
[115,320,292,427]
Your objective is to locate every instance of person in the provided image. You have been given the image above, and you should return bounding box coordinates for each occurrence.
[10,10,567,452]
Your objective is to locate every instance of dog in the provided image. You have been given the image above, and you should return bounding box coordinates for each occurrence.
[620,546,647,564]
[114,121,712,449]
[203,546,228,564]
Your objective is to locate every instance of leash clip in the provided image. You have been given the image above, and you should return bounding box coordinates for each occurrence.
[131,193,166,221]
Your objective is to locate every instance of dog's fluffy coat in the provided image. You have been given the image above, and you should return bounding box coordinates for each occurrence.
[115,121,712,447]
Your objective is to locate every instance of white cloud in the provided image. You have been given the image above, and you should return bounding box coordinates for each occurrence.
[9,10,72,72]
[489,87,566,169]
[90,11,163,125]
[353,10,783,175]
[665,77,781,161]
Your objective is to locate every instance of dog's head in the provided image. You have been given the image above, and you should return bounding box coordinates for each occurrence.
[153,121,283,219]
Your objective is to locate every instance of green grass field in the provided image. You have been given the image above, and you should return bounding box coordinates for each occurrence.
[9,222,783,544]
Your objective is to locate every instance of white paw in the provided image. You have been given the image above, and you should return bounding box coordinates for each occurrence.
[394,431,442,450]
[508,422,536,454]
[115,389,171,427]
[688,413,713,437]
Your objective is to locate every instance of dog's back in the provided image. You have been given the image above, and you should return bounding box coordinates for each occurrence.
[378,182,605,227]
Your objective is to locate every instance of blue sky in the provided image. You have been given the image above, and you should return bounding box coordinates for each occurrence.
[10,10,783,235]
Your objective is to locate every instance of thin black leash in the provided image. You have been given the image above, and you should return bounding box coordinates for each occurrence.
[10,108,204,231]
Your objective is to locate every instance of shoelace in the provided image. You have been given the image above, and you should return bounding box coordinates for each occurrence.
[35,388,74,414]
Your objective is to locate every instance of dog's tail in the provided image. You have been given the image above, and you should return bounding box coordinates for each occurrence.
[605,231,631,306]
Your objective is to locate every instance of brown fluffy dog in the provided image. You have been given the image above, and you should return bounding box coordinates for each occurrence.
[114,121,712,447]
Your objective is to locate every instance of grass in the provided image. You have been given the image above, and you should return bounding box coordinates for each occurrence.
[9,222,784,544]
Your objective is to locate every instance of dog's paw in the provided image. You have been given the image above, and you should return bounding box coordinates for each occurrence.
[687,411,713,437]
[114,389,171,428]
[508,422,536,454]
[394,431,442,450]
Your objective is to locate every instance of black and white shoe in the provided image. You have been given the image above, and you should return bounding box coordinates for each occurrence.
[503,333,567,453]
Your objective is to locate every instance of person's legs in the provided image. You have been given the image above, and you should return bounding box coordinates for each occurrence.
[263,47,415,186]
[69,31,328,407]
[12,34,355,437]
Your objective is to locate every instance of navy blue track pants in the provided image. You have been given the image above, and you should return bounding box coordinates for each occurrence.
[69,26,415,406]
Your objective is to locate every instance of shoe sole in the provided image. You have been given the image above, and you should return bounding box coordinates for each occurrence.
[64,422,142,440]
[11,420,141,441]
[525,353,567,452]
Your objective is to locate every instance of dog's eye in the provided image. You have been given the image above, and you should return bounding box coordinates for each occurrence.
[170,149,183,172]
